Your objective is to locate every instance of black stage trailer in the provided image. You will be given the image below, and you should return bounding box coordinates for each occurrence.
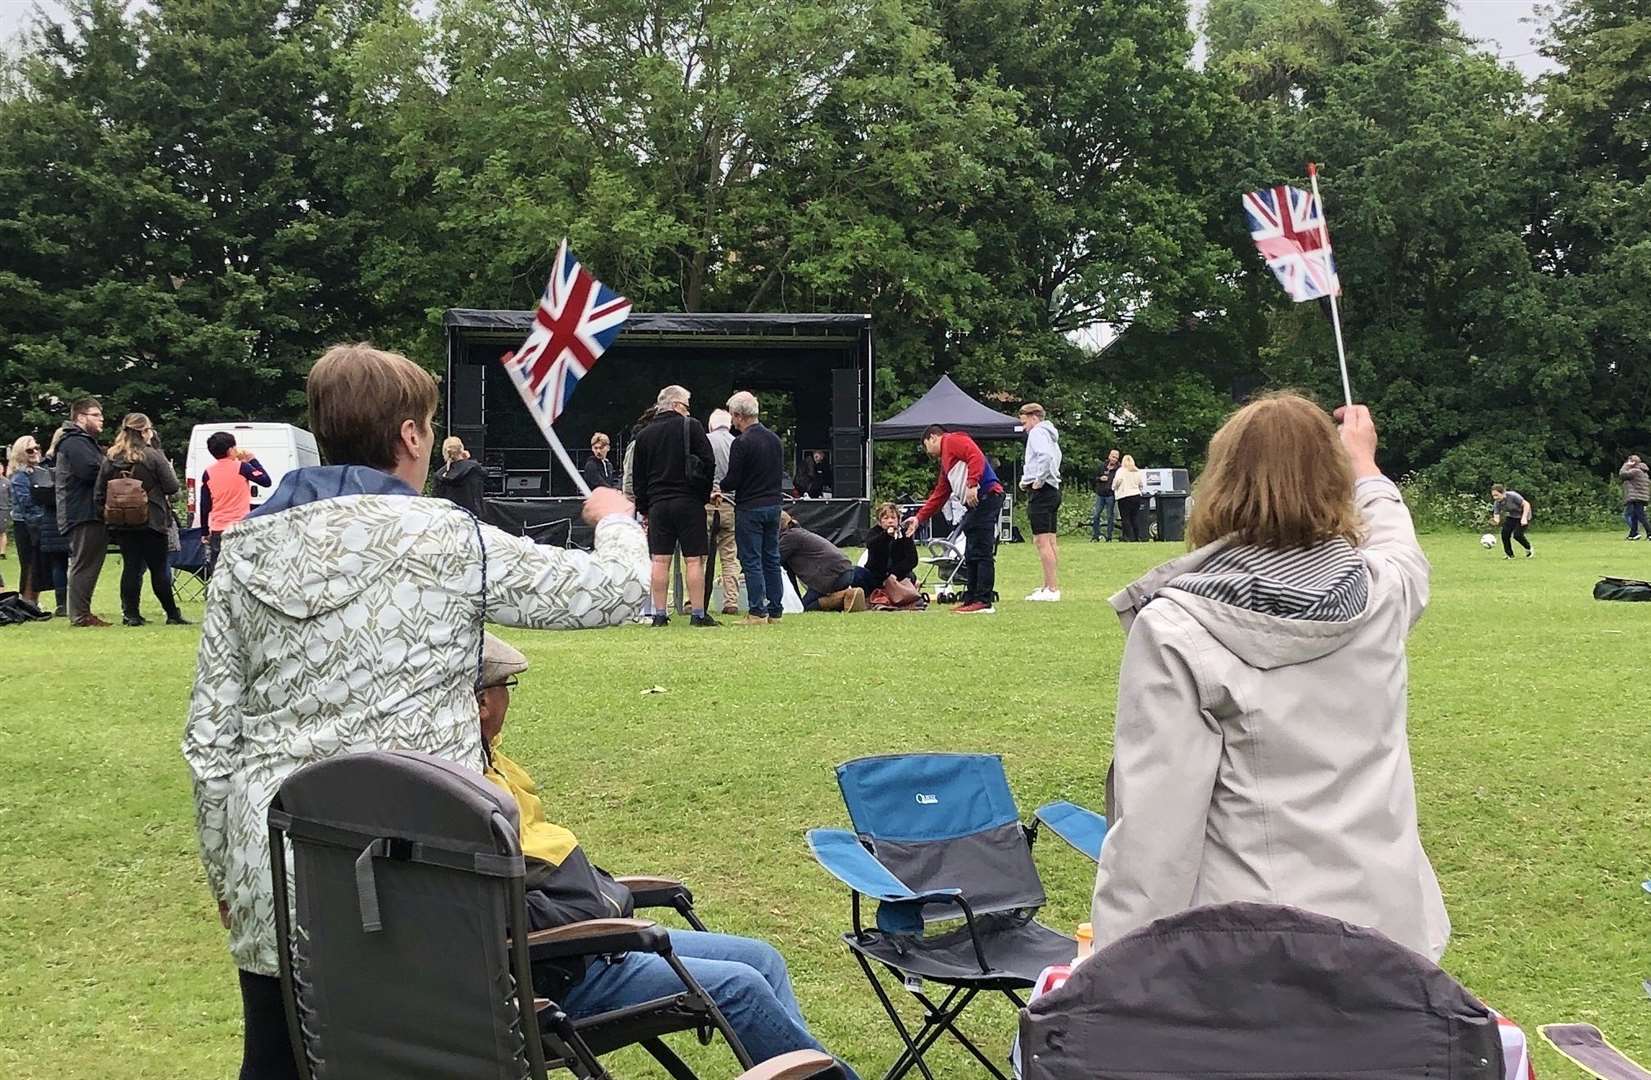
[443,309,874,546]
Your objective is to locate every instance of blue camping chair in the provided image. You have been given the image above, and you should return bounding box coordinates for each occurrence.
[169,526,211,604]
[806,754,1107,1080]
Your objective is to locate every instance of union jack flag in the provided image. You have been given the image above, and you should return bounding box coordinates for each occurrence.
[1242,184,1340,302]
[501,239,632,429]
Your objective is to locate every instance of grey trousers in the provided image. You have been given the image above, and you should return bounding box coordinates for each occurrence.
[68,521,108,620]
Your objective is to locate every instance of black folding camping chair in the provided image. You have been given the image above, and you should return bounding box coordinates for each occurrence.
[1019,902,1505,1079]
[169,526,211,604]
[268,750,834,1080]
[806,753,1082,1080]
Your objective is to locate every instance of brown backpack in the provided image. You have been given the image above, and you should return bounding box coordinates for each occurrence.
[104,469,150,527]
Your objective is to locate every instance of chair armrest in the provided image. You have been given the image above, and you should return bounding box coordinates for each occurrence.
[525,917,669,960]
[736,1050,839,1080]
[1034,801,1107,863]
[615,875,695,911]
[806,829,960,905]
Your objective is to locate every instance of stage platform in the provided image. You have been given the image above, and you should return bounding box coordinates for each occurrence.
[484,497,871,549]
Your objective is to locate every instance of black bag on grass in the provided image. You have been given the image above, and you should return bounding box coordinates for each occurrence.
[1594,578,1651,602]
[0,592,51,625]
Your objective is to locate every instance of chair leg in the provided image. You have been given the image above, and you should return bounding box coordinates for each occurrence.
[643,1037,699,1080]
[851,951,938,1080]
[884,986,975,1080]
[663,950,756,1070]
[908,989,1010,1080]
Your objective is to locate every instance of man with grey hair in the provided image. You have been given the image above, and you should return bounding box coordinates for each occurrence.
[705,408,739,614]
[632,384,718,626]
[719,390,786,624]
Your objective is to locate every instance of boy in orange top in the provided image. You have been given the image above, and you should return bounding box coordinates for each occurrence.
[200,432,272,567]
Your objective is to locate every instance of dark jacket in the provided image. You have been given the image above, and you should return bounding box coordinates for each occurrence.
[1094,462,1118,497]
[31,460,69,554]
[798,455,827,497]
[95,446,181,534]
[54,423,105,531]
[10,467,44,528]
[433,457,487,515]
[720,422,784,509]
[631,411,715,514]
[863,524,918,583]
[581,454,621,491]
[779,524,852,593]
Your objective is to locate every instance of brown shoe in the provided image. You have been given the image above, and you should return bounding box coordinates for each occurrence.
[737,614,770,626]
[843,586,868,613]
[721,604,740,616]
[817,589,849,612]
[73,615,112,628]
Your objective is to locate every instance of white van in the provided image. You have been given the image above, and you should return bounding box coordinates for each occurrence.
[184,422,321,528]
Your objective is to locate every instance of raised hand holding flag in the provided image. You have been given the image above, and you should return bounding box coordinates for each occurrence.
[1243,164,1352,406]
[501,240,632,495]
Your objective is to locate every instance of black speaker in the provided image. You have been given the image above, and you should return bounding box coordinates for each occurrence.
[831,368,860,430]
[450,363,485,427]
[831,430,864,496]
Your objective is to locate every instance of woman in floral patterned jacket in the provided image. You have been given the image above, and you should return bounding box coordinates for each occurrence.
[181,343,647,1080]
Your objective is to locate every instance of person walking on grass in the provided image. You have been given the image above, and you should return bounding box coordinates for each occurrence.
[94,413,188,627]
[1091,448,1120,542]
[720,391,786,625]
[905,423,1004,614]
[56,397,111,626]
[1019,402,1063,602]
[1621,455,1650,540]
[631,384,719,627]
[1491,483,1533,559]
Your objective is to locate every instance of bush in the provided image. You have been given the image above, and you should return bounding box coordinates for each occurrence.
[1399,468,1620,531]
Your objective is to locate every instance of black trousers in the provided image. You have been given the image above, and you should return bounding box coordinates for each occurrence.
[1117,495,1146,541]
[239,970,300,1080]
[115,528,180,619]
[960,489,1003,603]
[11,523,38,597]
[1501,518,1531,556]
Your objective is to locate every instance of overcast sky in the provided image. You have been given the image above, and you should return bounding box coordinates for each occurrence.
[1,0,1557,77]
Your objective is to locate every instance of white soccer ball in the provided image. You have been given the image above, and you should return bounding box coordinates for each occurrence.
[1480,533,1495,548]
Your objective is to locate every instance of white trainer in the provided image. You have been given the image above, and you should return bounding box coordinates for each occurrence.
[1042,589,1061,602]
[1025,588,1049,601]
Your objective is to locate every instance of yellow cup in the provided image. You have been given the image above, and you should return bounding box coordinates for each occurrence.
[1075,921,1094,961]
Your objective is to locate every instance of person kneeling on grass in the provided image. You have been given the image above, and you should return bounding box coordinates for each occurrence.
[475,634,860,1079]
[779,512,872,612]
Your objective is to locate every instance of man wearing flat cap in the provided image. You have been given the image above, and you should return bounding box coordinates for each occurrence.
[474,633,858,1077]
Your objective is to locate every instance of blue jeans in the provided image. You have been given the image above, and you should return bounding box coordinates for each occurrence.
[1628,501,1649,538]
[735,506,784,618]
[1090,493,1115,540]
[560,930,857,1079]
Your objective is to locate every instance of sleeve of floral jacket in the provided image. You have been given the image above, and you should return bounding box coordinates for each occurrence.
[480,512,648,629]
[181,573,247,904]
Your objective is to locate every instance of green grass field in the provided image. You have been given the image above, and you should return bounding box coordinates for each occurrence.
[3,528,1649,1078]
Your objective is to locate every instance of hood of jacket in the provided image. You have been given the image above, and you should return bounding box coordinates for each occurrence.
[437,458,484,483]
[226,465,438,620]
[1110,538,1375,671]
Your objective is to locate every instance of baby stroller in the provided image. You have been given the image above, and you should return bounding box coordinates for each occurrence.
[917,520,970,603]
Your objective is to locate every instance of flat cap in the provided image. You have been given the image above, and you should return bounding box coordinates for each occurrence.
[479,632,529,690]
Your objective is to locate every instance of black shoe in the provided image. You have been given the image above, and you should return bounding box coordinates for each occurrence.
[54,606,67,618]
[166,614,192,625]
[690,613,720,627]
[651,613,670,627]
[122,614,147,627]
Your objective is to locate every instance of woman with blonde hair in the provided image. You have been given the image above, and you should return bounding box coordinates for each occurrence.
[8,436,46,604]
[1110,453,1145,541]
[1092,395,1447,962]
[432,434,486,515]
[94,413,185,626]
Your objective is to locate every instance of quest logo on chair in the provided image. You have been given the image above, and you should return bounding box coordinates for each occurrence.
[915,793,940,805]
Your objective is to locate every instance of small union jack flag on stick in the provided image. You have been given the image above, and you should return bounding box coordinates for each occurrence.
[1242,163,1353,406]
[501,239,632,494]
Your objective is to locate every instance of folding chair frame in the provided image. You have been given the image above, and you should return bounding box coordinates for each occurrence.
[268,800,757,1080]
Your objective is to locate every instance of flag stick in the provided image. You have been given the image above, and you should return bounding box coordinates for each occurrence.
[545,424,592,497]
[1307,162,1354,409]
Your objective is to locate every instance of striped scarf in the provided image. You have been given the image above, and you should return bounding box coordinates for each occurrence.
[1170,538,1368,622]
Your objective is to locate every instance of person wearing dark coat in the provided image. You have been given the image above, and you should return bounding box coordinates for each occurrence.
[581,432,621,491]
[31,439,71,616]
[55,398,111,626]
[432,437,488,516]
[94,413,186,626]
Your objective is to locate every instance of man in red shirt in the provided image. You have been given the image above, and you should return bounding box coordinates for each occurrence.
[904,424,1004,613]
